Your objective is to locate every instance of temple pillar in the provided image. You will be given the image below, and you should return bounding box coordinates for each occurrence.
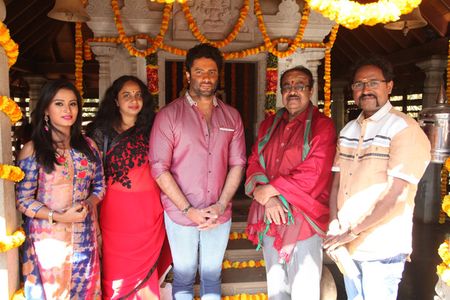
[23,75,46,119]
[0,1,20,298]
[277,48,325,107]
[415,56,447,224]
[90,42,117,100]
[331,79,347,133]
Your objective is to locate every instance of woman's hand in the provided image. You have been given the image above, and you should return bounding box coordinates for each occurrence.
[54,203,89,223]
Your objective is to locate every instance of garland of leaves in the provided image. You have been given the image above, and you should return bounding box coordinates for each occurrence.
[146,53,159,111]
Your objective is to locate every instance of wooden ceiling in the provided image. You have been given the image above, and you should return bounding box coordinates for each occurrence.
[4,0,450,99]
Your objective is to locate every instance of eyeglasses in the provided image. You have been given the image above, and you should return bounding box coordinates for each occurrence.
[281,84,310,93]
[351,80,388,91]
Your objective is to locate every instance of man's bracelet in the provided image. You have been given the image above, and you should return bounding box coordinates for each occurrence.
[181,204,192,215]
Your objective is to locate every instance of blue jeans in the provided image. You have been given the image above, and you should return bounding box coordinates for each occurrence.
[164,213,231,300]
[344,254,407,300]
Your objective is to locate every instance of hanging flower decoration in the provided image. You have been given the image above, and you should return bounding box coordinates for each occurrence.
[323,24,339,117]
[11,288,25,300]
[447,39,449,104]
[0,227,25,252]
[0,21,19,67]
[254,0,310,58]
[0,164,25,182]
[180,0,250,48]
[305,0,422,30]
[443,195,450,218]
[146,53,160,109]
[439,159,449,224]
[265,53,278,117]
[75,22,84,97]
[222,259,265,269]
[437,239,450,286]
[0,96,22,124]
[111,0,172,57]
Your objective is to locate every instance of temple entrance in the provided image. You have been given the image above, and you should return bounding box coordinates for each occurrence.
[164,61,257,156]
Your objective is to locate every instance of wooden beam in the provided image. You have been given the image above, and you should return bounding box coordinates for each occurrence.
[387,37,448,66]
[420,0,450,37]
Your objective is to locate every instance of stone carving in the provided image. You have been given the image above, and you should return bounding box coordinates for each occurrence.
[173,0,254,42]
[276,0,300,21]
[86,0,114,18]
[122,0,152,20]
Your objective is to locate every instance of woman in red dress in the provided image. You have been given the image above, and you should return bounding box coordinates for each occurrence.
[87,75,171,299]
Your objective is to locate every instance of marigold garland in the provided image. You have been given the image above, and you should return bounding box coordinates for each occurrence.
[437,239,450,286]
[447,38,449,104]
[0,96,22,123]
[0,227,25,252]
[0,21,19,67]
[11,288,25,300]
[0,164,25,182]
[265,53,278,117]
[75,22,84,97]
[323,24,339,117]
[222,259,265,269]
[254,0,310,58]
[440,158,450,224]
[111,0,172,57]
[180,0,250,48]
[194,293,268,300]
[229,232,248,240]
[305,0,422,30]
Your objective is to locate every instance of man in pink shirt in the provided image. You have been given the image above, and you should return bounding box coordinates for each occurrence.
[246,66,336,299]
[149,43,246,300]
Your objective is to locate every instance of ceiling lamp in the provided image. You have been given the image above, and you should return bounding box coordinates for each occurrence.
[48,0,90,22]
[384,7,427,36]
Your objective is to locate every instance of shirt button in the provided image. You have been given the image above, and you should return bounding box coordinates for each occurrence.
[281,143,285,147]
[349,173,352,176]
[270,175,274,179]
[208,190,210,193]
[206,134,209,137]
[209,152,212,155]
[208,171,211,173]
[276,158,280,162]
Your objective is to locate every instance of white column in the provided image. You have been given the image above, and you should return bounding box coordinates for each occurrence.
[331,79,347,133]
[23,75,46,119]
[90,42,117,100]
[0,1,20,298]
[135,39,147,85]
[278,48,325,107]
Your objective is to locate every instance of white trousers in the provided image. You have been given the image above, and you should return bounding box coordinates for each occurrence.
[262,234,323,300]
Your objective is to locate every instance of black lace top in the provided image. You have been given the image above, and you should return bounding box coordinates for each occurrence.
[90,127,149,189]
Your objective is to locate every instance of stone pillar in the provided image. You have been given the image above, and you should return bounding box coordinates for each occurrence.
[278,48,325,107]
[331,79,347,133]
[416,56,447,108]
[135,39,148,85]
[0,1,20,299]
[90,42,117,100]
[415,56,447,224]
[23,75,46,119]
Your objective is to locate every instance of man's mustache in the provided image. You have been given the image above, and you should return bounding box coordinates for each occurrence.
[359,93,377,101]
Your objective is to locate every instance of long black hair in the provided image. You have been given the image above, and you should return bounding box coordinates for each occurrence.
[31,79,96,173]
[86,75,155,138]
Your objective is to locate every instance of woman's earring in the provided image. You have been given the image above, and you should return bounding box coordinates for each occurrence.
[44,115,49,132]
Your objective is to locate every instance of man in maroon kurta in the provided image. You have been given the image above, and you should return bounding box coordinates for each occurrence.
[246,66,336,299]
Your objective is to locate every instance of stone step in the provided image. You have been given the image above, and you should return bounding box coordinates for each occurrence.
[224,248,264,262]
[230,221,247,232]
[194,267,268,296]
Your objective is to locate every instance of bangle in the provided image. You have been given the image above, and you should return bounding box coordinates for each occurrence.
[181,204,192,215]
[48,210,55,225]
[348,227,359,238]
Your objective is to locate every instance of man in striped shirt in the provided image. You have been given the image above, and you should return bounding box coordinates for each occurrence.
[323,56,431,300]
